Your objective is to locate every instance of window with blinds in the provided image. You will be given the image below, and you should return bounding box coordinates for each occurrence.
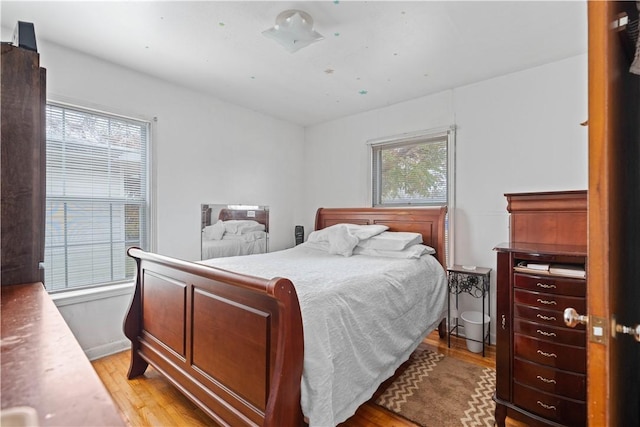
[371,128,453,206]
[44,104,150,292]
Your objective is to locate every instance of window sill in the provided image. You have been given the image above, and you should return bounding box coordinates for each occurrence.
[50,282,134,307]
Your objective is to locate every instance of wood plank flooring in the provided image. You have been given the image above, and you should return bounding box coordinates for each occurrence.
[92,331,496,427]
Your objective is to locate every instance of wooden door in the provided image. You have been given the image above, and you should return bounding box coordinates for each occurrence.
[587,1,640,426]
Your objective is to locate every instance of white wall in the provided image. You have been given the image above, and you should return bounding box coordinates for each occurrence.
[37,41,305,259]
[299,90,455,229]
[302,54,588,342]
[29,38,305,359]
[453,55,588,340]
[452,55,588,329]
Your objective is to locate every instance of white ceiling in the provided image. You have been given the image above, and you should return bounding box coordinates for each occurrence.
[1,1,587,127]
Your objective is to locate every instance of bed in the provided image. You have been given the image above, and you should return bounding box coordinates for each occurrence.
[124,206,448,427]
[201,207,269,258]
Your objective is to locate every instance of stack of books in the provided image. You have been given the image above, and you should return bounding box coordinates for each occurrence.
[515,262,586,278]
[549,264,586,278]
[524,263,550,271]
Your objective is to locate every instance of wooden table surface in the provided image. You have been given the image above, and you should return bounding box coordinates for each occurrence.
[1,282,124,426]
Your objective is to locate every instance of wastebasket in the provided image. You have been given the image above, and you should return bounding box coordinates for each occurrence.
[460,311,490,353]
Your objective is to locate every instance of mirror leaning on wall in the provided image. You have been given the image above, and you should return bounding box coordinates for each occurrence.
[200,204,269,260]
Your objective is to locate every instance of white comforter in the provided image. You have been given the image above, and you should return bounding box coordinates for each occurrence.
[200,243,447,427]
[201,234,267,259]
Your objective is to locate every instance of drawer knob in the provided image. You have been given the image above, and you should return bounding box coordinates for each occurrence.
[564,307,589,328]
[536,375,557,384]
[537,298,557,305]
[537,350,557,358]
[536,329,557,337]
[537,401,557,411]
[536,282,556,289]
[537,314,557,321]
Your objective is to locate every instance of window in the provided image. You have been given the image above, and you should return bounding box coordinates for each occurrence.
[44,103,150,292]
[371,127,454,206]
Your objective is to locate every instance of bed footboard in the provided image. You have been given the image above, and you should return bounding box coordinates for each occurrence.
[123,247,305,427]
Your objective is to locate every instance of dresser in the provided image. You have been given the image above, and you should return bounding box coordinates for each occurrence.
[494,190,587,427]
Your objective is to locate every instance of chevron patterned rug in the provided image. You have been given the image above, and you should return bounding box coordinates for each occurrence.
[375,348,496,427]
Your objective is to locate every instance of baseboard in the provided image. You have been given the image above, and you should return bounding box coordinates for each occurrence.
[85,339,130,361]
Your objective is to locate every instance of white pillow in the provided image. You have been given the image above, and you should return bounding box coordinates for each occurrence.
[344,223,389,240]
[307,223,388,243]
[353,244,435,259]
[357,231,423,251]
[223,220,265,234]
[203,220,225,240]
[326,225,359,257]
[239,223,266,234]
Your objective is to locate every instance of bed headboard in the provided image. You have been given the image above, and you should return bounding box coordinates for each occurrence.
[202,206,213,229]
[219,208,270,232]
[314,206,447,268]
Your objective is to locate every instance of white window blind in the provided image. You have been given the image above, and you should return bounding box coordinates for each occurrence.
[44,104,150,292]
[371,129,452,206]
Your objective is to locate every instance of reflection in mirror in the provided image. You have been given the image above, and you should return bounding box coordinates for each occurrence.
[201,204,269,260]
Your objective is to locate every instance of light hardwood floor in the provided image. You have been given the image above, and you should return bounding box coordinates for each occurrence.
[92,331,496,427]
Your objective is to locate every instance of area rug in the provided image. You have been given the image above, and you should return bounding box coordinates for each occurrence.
[375,348,496,427]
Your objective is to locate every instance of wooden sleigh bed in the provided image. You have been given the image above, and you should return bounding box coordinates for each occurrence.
[123,206,448,426]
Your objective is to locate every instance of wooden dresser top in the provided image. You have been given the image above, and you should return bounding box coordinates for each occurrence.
[505,190,588,247]
[1,283,124,426]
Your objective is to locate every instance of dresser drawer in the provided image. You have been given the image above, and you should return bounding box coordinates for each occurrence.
[514,273,585,297]
[514,334,586,372]
[513,382,586,426]
[514,358,586,400]
[514,319,586,347]
[514,289,586,313]
[514,304,586,330]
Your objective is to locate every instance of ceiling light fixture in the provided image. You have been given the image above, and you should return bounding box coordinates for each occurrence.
[262,10,324,53]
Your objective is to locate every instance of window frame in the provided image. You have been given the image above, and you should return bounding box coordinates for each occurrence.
[44,100,154,293]
[369,126,455,207]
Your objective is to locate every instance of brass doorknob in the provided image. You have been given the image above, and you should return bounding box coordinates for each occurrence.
[613,319,640,342]
[564,308,588,328]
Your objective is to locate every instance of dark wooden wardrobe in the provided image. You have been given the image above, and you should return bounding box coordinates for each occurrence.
[1,41,46,286]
